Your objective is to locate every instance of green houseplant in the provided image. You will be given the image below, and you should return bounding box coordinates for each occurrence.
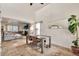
[68,15,79,55]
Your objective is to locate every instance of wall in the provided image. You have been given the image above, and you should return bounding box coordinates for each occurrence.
[0,12,1,43]
[35,3,79,48]
[0,4,1,42]
[0,22,1,42]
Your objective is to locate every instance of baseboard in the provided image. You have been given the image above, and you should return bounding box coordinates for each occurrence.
[51,43,72,52]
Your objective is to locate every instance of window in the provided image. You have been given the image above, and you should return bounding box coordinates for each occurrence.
[7,25,12,31]
[12,26,18,32]
[7,25,18,32]
[30,24,34,34]
[35,23,40,35]
[30,22,41,35]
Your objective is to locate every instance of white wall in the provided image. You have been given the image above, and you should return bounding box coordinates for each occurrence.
[0,13,1,42]
[0,22,1,43]
[35,3,79,48]
[0,4,1,42]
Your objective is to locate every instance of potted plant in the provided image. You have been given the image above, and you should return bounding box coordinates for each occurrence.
[68,15,79,55]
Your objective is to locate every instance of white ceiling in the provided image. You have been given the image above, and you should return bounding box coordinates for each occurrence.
[36,3,79,28]
[1,3,48,23]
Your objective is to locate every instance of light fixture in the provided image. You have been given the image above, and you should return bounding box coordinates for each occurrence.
[30,3,44,6]
[49,25,61,29]
[30,3,33,6]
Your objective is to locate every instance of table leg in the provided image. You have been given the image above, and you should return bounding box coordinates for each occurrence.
[41,39,43,53]
[26,35,29,45]
[49,36,51,48]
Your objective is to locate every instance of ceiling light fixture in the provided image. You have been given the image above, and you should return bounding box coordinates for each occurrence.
[30,3,33,6]
[30,3,44,6]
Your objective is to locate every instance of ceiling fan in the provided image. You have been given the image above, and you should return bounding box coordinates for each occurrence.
[30,3,44,6]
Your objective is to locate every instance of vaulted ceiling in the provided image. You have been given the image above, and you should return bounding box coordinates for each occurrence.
[1,3,48,23]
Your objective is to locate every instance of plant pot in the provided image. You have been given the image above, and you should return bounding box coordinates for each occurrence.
[71,46,79,55]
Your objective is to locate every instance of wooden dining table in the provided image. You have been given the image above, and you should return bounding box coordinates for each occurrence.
[26,35,51,53]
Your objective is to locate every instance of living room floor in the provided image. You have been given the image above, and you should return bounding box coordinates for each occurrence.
[1,36,75,56]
